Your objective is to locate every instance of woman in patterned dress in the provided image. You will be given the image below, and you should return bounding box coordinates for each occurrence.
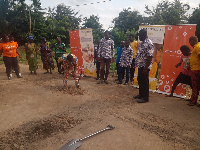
[25,36,38,75]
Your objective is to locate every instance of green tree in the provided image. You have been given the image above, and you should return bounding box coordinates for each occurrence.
[144,0,190,25]
[112,8,143,32]
[188,5,200,41]
[46,4,81,47]
[81,15,104,44]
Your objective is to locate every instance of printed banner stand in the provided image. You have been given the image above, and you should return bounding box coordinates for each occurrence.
[69,28,96,77]
[157,25,196,98]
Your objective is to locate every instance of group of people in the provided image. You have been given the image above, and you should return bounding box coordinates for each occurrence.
[0,34,80,87]
[0,29,200,106]
[94,29,153,103]
[95,29,200,106]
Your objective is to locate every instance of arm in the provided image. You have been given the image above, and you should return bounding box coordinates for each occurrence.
[0,44,3,57]
[0,50,2,57]
[63,44,66,52]
[111,40,115,62]
[143,41,154,75]
[175,63,181,68]
[143,56,153,75]
[198,54,200,59]
[16,48,21,58]
[97,40,102,58]
[129,48,133,68]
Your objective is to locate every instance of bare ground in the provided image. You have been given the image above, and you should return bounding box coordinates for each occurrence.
[0,63,200,150]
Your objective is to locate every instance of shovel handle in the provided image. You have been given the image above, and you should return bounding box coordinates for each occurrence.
[78,125,114,142]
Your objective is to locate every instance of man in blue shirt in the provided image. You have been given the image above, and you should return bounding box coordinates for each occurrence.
[116,41,125,82]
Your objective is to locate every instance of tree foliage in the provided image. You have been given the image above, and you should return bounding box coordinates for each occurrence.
[112,8,143,32]
[0,0,200,47]
[188,5,200,41]
[81,15,104,44]
[144,0,190,25]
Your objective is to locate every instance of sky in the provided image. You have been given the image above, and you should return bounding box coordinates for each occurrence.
[26,0,199,30]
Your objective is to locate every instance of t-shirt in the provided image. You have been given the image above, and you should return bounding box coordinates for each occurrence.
[179,55,191,76]
[55,43,66,60]
[130,41,138,58]
[190,42,200,70]
[98,37,114,59]
[0,42,18,57]
[135,38,154,69]
[116,47,123,64]
[119,46,133,67]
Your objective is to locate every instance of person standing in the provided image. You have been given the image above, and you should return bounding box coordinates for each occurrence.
[116,41,125,81]
[188,36,200,106]
[0,34,22,80]
[40,37,54,74]
[118,40,133,85]
[9,36,22,77]
[97,30,114,84]
[129,34,138,83]
[25,36,38,75]
[94,40,100,80]
[134,29,154,103]
[55,37,66,74]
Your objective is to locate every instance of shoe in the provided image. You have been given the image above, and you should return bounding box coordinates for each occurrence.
[8,77,11,80]
[117,81,122,84]
[96,77,100,80]
[97,79,103,84]
[188,101,196,106]
[124,82,128,85]
[104,80,109,84]
[17,75,23,78]
[133,95,142,99]
[137,99,148,103]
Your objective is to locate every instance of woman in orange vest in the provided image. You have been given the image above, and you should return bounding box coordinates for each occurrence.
[0,34,22,80]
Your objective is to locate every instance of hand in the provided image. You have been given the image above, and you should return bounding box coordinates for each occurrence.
[19,54,22,58]
[175,63,180,68]
[112,57,115,63]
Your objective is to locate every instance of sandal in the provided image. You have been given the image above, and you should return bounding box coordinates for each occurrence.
[188,102,196,106]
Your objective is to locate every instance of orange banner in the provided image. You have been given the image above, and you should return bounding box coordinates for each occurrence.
[157,25,196,97]
[69,30,84,75]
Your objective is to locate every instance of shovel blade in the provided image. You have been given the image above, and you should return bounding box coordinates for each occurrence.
[59,139,82,150]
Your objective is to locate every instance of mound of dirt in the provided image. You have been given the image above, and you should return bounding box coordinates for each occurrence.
[0,114,81,150]
[57,85,84,95]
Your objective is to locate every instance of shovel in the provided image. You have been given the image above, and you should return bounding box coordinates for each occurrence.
[59,125,115,150]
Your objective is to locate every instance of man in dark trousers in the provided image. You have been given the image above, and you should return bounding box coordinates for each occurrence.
[134,29,154,103]
[97,30,114,84]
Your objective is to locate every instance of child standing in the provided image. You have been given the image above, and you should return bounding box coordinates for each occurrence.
[116,41,125,81]
[118,40,133,85]
[168,45,192,97]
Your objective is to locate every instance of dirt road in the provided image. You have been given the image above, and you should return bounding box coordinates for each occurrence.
[0,64,200,150]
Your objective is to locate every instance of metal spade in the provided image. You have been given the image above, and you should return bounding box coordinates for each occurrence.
[59,125,115,150]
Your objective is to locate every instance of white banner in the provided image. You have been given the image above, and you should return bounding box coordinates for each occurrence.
[79,28,96,76]
[139,25,165,44]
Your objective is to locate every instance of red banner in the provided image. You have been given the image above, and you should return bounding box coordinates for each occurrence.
[158,25,196,97]
[69,30,84,75]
